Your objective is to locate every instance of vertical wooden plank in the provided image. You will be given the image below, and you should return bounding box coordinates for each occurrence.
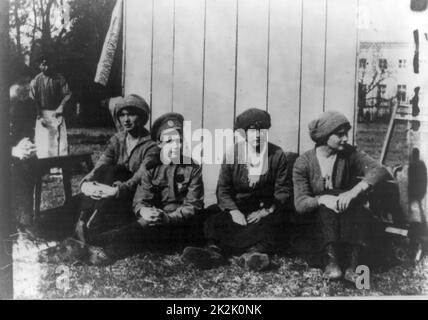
[324,0,358,144]
[151,0,175,123]
[203,0,237,205]
[124,0,153,115]
[172,0,205,132]
[268,0,303,153]
[235,0,270,116]
[299,0,327,154]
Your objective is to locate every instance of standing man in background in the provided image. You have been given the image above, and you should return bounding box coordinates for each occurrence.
[30,55,72,162]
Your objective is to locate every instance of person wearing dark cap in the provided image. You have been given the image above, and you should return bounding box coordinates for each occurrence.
[77,112,204,264]
[73,94,160,263]
[293,111,391,282]
[149,112,187,164]
[131,112,205,245]
[182,108,294,271]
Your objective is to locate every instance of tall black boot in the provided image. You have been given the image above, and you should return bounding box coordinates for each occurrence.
[324,243,343,280]
[182,240,226,269]
[91,221,145,260]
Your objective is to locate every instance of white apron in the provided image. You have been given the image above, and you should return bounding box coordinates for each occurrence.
[35,110,68,159]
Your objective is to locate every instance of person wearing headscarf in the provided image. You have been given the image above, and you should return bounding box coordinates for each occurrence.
[182,108,294,271]
[293,111,391,282]
[74,94,160,260]
[78,112,204,264]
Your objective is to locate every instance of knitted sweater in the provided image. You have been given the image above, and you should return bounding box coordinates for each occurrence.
[82,129,159,198]
[292,145,391,214]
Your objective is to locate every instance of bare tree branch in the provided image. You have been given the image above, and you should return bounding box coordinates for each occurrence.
[29,0,38,62]
[13,0,22,56]
[32,0,38,41]
[39,0,44,20]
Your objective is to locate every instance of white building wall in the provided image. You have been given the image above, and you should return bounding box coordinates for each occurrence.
[123,0,360,203]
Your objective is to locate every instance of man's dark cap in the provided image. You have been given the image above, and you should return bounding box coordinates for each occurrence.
[151,112,184,141]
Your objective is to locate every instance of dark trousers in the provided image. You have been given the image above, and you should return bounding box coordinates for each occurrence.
[89,212,207,259]
[203,204,286,254]
[81,165,208,255]
[91,220,192,256]
[11,159,36,226]
[79,164,135,244]
[317,201,373,249]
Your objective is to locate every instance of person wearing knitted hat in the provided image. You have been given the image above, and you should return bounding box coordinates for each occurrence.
[73,94,160,265]
[182,108,294,271]
[293,111,391,283]
[77,112,204,264]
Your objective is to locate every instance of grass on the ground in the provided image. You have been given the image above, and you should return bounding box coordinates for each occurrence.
[15,123,428,298]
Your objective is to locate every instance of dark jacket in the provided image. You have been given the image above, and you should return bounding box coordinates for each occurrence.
[10,96,37,145]
[133,159,204,224]
[217,142,293,213]
[293,144,391,214]
[82,129,160,197]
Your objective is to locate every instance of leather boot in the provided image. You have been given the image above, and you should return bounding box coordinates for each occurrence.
[237,252,270,272]
[323,243,343,280]
[87,245,111,266]
[74,219,87,243]
[344,245,361,284]
[182,245,226,269]
[246,242,272,254]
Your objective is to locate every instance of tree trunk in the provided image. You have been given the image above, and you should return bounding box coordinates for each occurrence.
[41,0,54,48]
[0,0,13,300]
[29,0,38,69]
[13,0,22,57]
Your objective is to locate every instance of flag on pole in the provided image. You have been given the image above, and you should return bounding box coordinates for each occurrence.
[94,0,123,86]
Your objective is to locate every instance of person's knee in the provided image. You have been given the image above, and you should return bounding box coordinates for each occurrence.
[317,206,339,220]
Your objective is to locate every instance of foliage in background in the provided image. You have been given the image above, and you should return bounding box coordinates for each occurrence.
[9,0,120,127]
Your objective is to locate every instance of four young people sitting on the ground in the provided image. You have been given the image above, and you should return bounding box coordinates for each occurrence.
[61,94,391,283]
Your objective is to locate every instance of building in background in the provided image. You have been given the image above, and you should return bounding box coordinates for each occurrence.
[358,41,417,122]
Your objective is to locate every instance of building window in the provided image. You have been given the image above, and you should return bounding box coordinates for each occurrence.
[378,84,387,98]
[359,58,367,69]
[397,84,407,102]
[379,58,388,70]
[398,59,407,68]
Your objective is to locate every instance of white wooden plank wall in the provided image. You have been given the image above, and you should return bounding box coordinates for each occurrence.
[268,0,302,153]
[324,0,359,142]
[298,0,327,153]
[124,0,153,123]
[235,0,269,116]
[151,0,175,123]
[124,0,359,203]
[202,0,237,202]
